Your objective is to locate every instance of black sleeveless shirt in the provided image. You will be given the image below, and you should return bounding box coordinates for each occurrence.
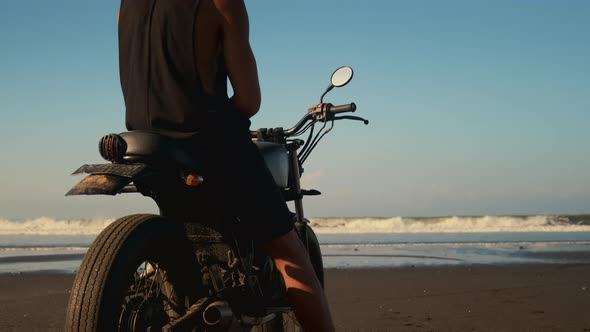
[118,0,229,139]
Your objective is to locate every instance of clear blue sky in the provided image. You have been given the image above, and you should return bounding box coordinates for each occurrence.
[0,0,589,219]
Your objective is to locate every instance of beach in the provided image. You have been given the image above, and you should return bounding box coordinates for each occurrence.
[2,264,590,331]
[2,216,590,330]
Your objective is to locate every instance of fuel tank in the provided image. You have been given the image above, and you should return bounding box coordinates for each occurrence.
[255,141,289,188]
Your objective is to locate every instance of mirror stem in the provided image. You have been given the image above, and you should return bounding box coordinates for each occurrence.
[320,85,334,103]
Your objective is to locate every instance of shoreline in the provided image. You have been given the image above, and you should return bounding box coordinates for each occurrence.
[2,264,590,331]
[3,240,590,274]
[0,260,588,274]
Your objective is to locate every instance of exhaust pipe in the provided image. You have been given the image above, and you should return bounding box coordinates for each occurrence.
[202,301,234,328]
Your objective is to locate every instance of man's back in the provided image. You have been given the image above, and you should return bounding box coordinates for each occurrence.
[117,1,335,329]
[119,0,228,138]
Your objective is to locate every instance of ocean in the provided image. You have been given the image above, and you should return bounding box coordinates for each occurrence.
[1,215,590,273]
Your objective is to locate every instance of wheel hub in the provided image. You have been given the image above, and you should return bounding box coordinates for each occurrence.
[119,295,168,331]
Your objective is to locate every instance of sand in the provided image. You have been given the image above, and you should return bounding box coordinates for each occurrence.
[1,264,590,331]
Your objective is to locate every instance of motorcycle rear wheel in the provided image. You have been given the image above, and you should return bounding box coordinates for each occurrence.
[65,214,201,331]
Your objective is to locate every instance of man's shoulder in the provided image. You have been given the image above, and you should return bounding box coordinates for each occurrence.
[212,0,247,16]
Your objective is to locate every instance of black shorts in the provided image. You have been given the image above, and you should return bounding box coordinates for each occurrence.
[182,111,294,243]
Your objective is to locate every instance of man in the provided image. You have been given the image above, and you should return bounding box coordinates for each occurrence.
[118,0,335,330]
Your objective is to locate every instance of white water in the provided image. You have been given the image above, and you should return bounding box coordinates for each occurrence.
[1,216,590,272]
[311,215,590,233]
[1,215,590,235]
[0,217,114,235]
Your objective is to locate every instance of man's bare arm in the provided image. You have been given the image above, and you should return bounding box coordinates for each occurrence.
[214,0,261,118]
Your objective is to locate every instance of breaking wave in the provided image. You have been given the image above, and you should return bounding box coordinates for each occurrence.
[309,215,590,234]
[1,215,590,235]
[0,217,114,235]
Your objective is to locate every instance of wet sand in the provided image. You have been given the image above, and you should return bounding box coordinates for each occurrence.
[1,264,590,331]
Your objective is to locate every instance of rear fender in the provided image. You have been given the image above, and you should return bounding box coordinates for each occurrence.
[66,163,147,196]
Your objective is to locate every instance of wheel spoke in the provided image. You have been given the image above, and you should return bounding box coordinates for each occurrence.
[117,261,178,331]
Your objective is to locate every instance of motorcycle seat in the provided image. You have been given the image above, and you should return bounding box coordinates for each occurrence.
[118,131,202,171]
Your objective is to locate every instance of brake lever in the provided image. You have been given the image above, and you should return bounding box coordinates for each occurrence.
[333,115,370,125]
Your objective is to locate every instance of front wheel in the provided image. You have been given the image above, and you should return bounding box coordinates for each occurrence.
[65,214,202,331]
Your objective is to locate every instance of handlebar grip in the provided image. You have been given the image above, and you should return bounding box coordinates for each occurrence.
[327,103,356,114]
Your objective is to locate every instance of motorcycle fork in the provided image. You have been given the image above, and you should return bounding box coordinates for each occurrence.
[289,149,305,224]
[289,149,310,249]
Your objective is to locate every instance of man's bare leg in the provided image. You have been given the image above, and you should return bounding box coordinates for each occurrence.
[263,230,335,332]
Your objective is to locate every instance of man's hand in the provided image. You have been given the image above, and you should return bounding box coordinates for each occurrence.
[214,0,261,118]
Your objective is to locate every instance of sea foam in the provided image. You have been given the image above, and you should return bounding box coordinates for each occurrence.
[1,215,590,235]
[0,217,114,235]
[309,215,590,234]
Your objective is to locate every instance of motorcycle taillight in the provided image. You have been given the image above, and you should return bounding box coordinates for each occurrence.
[99,134,127,162]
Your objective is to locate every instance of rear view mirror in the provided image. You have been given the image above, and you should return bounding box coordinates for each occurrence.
[321,66,354,102]
[331,66,354,87]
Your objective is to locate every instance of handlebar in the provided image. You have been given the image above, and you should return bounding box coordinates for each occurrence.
[251,101,365,140]
[325,103,356,114]
[250,113,313,139]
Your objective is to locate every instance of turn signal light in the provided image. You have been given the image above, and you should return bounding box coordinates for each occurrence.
[186,174,204,187]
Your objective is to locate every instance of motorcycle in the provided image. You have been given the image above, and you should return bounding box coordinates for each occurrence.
[64,66,368,331]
